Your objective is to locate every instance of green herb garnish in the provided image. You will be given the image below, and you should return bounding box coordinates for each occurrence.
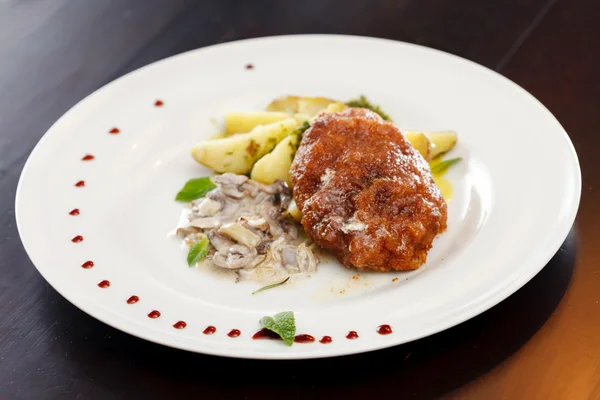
[298,120,310,134]
[187,237,209,266]
[259,311,296,346]
[175,177,216,202]
[430,157,462,174]
[252,277,290,295]
[345,95,391,121]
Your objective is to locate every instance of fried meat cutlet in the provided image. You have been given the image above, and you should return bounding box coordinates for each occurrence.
[290,108,447,271]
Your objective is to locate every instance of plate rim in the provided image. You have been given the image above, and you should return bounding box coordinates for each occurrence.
[15,34,582,359]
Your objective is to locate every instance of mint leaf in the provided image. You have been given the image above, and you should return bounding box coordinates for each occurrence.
[187,237,209,266]
[431,157,462,174]
[252,277,290,295]
[259,311,296,346]
[176,177,216,202]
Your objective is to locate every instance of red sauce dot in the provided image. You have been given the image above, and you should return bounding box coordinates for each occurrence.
[148,310,161,319]
[71,235,83,243]
[252,328,281,340]
[294,334,315,343]
[97,280,110,288]
[81,261,94,269]
[69,208,80,216]
[109,127,120,134]
[245,63,254,70]
[173,321,187,329]
[154,100,164,107]
[126,295,139,304]
[81,154,95,161]
[376,324,393,335]
[227,329,241,338]
[320,336,333,344]
[203,326,217,335]
[346,331,359,340]
[75,180,85,187]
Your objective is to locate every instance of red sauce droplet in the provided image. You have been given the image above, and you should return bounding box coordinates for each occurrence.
[126,295,139,304]
[81,154,95,161]
[75,180,85,187]
[346,331,359,339]
[245,63,254,70]
[109,127,120,134]
[227,329,241,338]
[320,336,333,344]
[154,100,164,107]
[97,280,110,288]
[148,310,161,318]
[203,326,217,335]
[294,334,315,343]
[69,208,80,216]
[71,235,83,243]
[252,328,281,340]
[81,260,94,269]
[377,324,393,335]
[173,321,187,329]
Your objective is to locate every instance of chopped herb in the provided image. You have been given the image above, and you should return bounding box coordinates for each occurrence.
[252,277,290,295]
[290,121,311,162]
[175,177,216,202]
[345,95,391,121]
[187,237,209,266]
[431,157,462,174]
[298,120,310,134]
[259,311,296,346]
[225,151,234,155]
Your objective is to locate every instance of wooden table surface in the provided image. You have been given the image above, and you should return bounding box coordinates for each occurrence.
[1,1,598,399]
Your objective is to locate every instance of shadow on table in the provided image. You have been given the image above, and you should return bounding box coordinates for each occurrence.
[47,227,577,399]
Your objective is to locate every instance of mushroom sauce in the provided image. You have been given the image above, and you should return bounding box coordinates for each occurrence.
[176,173,318,283]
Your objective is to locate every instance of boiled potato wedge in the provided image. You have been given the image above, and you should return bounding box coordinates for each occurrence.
[224,112,291,134]
[425,131,457,158]
[191,118,298,174]
[266,95,337,116]
[251,134,299,186]
[404,131,432,160]
[318,101,347,115]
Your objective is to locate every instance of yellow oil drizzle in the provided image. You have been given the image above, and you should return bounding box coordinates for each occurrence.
[433,174,453,201]
[429,157,454,201]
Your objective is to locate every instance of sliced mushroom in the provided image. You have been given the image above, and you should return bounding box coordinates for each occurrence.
[176,226,200,237]
[297,243,317,274]
[212,173,248,186]
[243,217,269,231]
[219,222,262,248]
[189,217,221,229]
[281,246,298,267]
[213,245,258,269]
[207,230,236,252]
[193,198,222,217]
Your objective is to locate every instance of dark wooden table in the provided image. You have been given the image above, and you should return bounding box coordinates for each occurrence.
[1,1,598,398]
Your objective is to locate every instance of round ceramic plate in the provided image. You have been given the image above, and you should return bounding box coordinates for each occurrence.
[16,35,580,359]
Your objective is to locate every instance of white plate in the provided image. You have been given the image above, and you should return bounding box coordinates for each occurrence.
[16,35,581,359]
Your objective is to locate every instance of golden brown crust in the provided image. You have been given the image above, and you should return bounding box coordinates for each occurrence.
[290,108,447,271]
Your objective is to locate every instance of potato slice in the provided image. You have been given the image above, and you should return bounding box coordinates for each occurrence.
[425,131,458,158]
[191,118,298,174]
[266,95,337,116]
[404,131,432,160]
[251,101,348,185]
[251,134,299,186]
[224,111,291,134]
[318,101,347,115]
